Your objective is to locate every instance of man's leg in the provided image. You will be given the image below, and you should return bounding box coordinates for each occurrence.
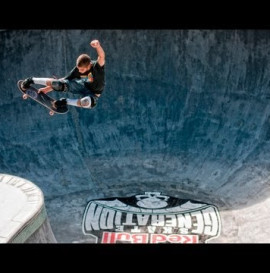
[68,96,96,108]
[32,78,52,86]
[63,96,92,108]
[21,77,52,90]
[21,77,67,92]
[53,96,96,109]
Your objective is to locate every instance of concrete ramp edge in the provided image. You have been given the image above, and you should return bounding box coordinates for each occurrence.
[0,174,54,243]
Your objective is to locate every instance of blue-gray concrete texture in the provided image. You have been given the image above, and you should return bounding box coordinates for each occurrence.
[1,30,270,242]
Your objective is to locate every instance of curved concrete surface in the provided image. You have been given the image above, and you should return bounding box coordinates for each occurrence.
[0,174,56,243]
[1,30,270,242]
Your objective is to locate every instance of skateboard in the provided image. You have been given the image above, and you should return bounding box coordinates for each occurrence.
[17,80,68,116]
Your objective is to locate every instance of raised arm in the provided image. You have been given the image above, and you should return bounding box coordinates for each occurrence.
[90,40,105,67]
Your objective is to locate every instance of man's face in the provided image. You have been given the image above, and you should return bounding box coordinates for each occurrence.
[77,64,91,74]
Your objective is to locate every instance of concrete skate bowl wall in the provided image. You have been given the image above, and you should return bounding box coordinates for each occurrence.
[1,30,270,242]
[0,174,56,243]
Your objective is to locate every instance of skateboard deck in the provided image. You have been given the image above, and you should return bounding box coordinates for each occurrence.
[17,80,68,115]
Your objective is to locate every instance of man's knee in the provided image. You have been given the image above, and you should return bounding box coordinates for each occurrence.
[80,96,97,109]
[80,96,92,108]
[51,80,67,92]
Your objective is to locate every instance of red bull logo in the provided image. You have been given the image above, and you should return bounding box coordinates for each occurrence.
[82,192,221,243]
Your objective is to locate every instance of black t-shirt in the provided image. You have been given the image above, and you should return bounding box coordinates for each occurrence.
[64,60,105,94]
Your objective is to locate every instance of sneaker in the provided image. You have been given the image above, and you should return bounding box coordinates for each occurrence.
[52,98,67,109]
[21,77,34,90]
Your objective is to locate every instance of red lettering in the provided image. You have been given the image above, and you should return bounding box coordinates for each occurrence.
[102,232,110,243]
[116,232,131,242]
[151,234,167,243]
[167,234,182,243]
[151,234,199,244]
[102,231,116,243]
[102,232,199,244]
[102,232,130,243]
[182,235,191,243]
[131,234,148,243]
[192,235,199,243]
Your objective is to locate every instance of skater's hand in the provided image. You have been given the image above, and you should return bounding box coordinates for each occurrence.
[38,87,47,94]
[90,40,100,48]
[38,86,52,94]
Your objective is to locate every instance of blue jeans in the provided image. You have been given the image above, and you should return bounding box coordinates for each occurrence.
[55,79,98,108]
[65,79,92,96]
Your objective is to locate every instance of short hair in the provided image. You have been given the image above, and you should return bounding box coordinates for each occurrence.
[76,54,91,67]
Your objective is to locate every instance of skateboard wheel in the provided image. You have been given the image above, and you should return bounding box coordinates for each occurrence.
[49,111,54,116]
[23,94,28,99]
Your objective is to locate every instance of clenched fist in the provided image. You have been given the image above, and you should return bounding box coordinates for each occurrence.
[90,40,100,48]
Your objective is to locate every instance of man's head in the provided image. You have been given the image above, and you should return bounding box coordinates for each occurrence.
[76,54,91,73]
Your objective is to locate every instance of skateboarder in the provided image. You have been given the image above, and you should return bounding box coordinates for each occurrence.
[20,39,105,110]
